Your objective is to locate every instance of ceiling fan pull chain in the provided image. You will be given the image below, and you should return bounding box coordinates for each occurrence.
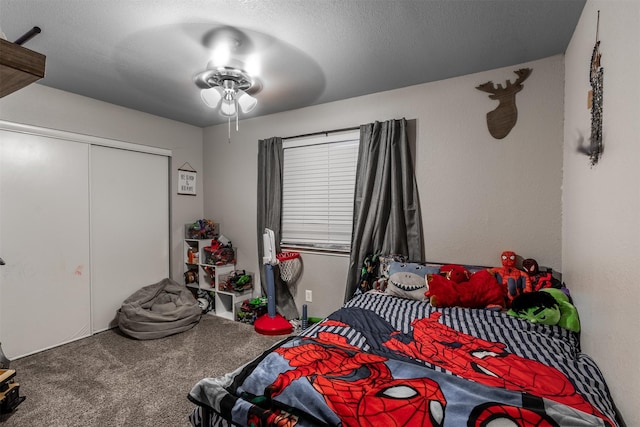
[236,101,239,132]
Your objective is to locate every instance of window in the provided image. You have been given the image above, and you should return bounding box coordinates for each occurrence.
[281,130,360,252]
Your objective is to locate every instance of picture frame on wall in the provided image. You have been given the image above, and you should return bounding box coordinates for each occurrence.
[178,168,197,195]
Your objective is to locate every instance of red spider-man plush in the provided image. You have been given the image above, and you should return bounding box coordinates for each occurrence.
[489,251,530,307]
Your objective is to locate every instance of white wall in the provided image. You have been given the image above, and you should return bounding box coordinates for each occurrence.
[0,84,204,281]
[563,1,640,425]
[202,55,565,317]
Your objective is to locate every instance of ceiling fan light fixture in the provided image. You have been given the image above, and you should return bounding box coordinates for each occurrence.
[220,98,237,117]
[200,87,222,108]
[194,66,258,140]
[237,90,257,113]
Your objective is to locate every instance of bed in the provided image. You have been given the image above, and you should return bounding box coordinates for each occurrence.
[188,266,622,427]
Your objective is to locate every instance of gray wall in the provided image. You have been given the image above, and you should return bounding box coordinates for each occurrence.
[2,21,635,422]
[202,55,564,317]
[563,1,640,424]
[0,84,204,281]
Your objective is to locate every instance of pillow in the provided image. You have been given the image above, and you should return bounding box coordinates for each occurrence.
[378,254,409,279]
[385,261,439,300]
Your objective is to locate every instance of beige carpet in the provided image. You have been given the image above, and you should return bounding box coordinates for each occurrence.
[1,315,288,426]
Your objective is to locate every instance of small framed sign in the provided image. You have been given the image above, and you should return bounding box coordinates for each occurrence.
[178,168,197,196]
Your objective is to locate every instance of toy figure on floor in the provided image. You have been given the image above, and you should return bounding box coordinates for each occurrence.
[488,251,529,307]
[425,264,505,309]
[508,288,580,333]
[521,258,561,291]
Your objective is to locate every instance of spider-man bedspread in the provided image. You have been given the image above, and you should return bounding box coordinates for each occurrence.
[188,292,621,427]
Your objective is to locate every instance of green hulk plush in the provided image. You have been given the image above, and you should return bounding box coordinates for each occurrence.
[508,288,580,333]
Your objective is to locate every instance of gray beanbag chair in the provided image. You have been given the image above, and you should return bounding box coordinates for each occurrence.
[117,278,202,339]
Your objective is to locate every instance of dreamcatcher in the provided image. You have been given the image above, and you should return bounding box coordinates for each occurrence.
[586,10,604,166]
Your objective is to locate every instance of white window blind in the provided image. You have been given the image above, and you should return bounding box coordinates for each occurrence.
[282,130,360,251]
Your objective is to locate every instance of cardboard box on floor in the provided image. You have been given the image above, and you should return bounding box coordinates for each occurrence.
[0,369,25,414]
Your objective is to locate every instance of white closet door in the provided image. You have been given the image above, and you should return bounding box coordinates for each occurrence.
[0,131,91,359]
[90,145,169,333]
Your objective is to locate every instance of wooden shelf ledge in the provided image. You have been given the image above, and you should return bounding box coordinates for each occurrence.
[0,38,46,98]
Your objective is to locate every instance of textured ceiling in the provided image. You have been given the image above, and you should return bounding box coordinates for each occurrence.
[1,0,586,127]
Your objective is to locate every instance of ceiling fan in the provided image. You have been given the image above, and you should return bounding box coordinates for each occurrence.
[194,26,262,140]
[187,23,322,130]
[196,67,257,117]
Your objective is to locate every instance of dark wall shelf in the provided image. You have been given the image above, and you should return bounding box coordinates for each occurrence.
[0,39,46,98]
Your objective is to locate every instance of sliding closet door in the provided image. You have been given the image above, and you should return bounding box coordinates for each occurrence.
[90,145,169,333]
[0,131,91,359]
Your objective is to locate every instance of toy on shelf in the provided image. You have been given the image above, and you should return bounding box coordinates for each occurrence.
[183,268,198,285]
[508,288,580,333]
[186,247,199,264]
[219,270,253,293]
[186,219,219,239]
[426,265,505,309]
[203,239,236,266]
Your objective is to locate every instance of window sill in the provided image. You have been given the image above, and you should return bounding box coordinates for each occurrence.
[280,245,350,258]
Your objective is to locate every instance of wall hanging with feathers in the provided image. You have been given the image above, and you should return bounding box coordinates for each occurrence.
[581,11,604,166]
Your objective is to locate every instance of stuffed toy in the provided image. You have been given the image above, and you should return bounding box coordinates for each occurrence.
[183,268,198,284]
[521,258,561,292]
[357,252,382,294]
[440,264,470,283]
[508,288,580,332]
[488,251,529,306]
[426,265,505,309]
[385,262,432,301]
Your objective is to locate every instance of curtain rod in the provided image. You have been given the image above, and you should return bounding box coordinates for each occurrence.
[282,126,360,141]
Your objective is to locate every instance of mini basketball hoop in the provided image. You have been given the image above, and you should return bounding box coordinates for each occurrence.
[276,251,302,283]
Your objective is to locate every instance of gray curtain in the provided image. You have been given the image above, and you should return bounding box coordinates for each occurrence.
[256,137,298,319]
[344,118,424,302]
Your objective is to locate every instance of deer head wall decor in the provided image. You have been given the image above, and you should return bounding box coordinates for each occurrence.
[476,68,532,139]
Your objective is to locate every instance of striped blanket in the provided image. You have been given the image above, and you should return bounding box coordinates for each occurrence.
[189,292,621,427]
